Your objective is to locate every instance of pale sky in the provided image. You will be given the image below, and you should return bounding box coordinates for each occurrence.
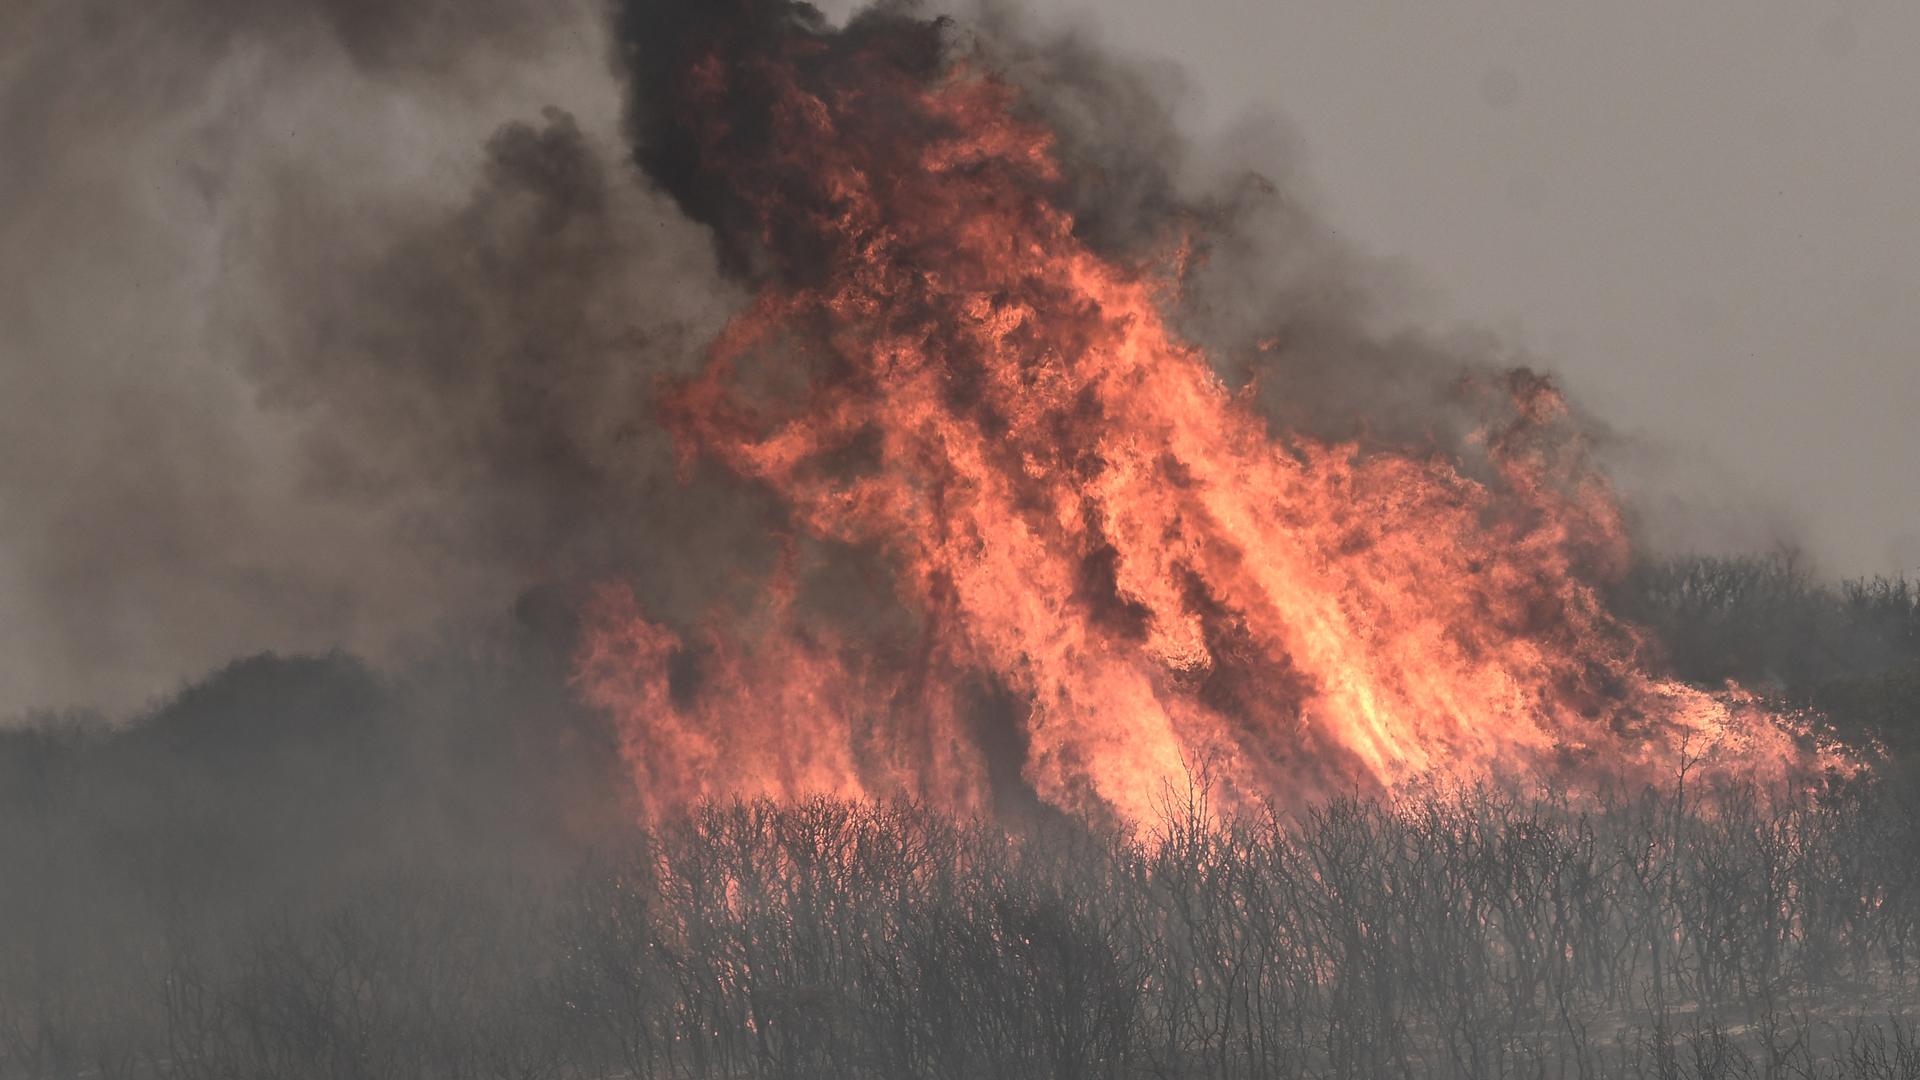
[1008,0,1920,577]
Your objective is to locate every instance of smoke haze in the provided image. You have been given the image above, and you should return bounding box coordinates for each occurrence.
[1,0,723,717]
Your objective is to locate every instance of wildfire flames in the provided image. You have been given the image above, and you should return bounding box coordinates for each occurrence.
[574,4,1841,822]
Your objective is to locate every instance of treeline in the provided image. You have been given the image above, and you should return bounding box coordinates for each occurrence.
[0,648,627,1080]
[550,784,1920,1080]
[11,783,1920,1079]
[5,554,1920,1078]
[1623,552,1920,762]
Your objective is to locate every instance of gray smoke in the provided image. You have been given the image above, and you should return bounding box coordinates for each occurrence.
[949,1,1566,457]
[1,0,754,718]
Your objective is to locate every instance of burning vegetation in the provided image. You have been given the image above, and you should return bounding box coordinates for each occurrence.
[574,0,1844,822]
[8,1,1920,1078]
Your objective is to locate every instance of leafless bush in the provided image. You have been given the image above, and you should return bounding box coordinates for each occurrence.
[13,776,1920,1079]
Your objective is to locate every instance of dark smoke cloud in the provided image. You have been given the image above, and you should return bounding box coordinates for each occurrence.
[959,3,1563,458]
[611,0,1554,467]
[0,0,755,717]
[226,104,778,620]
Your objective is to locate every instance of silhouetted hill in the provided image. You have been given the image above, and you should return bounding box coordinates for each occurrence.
[0,637,624,956]
[130,652,387,759]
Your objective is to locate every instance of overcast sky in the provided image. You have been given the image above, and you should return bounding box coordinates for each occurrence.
[1004,0,1919,578]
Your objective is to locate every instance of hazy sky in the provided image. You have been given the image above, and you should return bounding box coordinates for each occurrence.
[1003,0,1920,578]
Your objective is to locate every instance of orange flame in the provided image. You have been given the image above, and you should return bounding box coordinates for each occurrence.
[576,23,1844,821]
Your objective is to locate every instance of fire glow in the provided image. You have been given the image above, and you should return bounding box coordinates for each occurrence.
[574,6,1841,822]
